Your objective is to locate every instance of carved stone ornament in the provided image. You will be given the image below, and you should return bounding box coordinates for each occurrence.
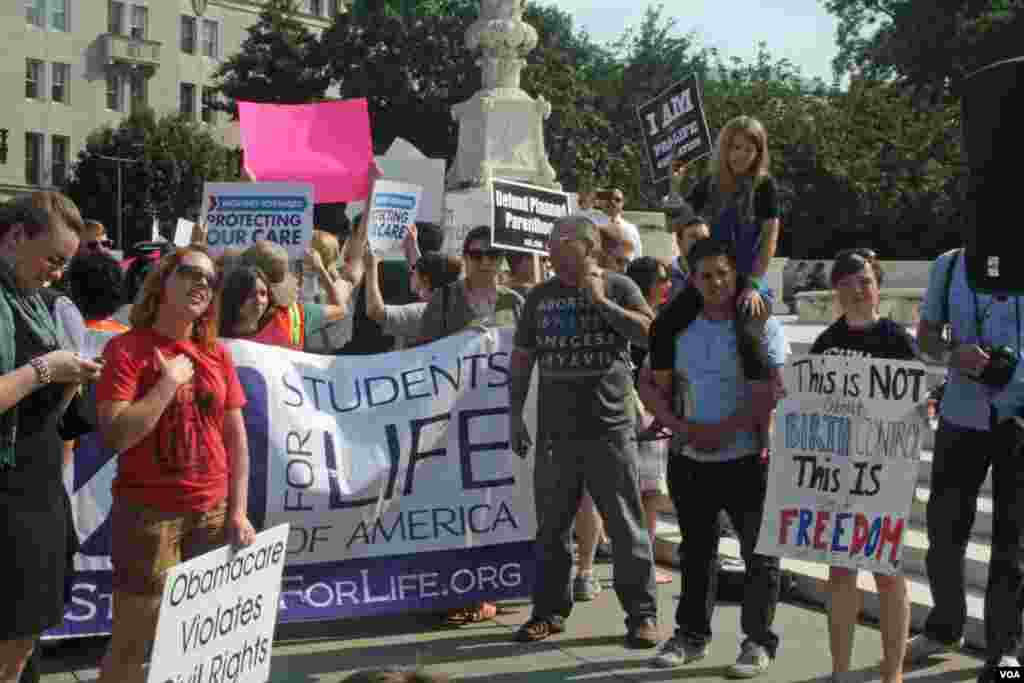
[446,0,559,190]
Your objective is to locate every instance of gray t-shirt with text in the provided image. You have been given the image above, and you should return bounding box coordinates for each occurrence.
[514,272,646,438]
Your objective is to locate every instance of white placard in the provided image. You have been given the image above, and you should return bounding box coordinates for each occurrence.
[756,355,927,574]
[147,524,290,683]
[174,219,196,248]
[368,180,422,258]
[202,182,314,258]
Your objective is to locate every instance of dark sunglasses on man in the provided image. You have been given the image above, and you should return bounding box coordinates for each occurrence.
[465,248,503,261]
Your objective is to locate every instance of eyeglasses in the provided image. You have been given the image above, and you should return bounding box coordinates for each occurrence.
[87,239,114,250]
[175,263,217,289]
[835,248,878,261]
[610,196,625,204]
[465,248,503,261]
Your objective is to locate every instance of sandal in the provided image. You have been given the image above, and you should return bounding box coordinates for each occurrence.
[445,601,497,626]
[514,616,566,642]
[463,601,498,623]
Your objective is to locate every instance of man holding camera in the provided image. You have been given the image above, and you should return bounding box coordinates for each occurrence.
[912,247,1024,679]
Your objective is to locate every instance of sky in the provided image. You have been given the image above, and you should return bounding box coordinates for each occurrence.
[551,0,841,84]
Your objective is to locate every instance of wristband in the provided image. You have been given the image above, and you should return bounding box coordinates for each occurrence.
[30,356,52,385]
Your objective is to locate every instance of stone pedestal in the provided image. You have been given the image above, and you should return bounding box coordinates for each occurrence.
[794,287,924,326]
[447,92,558,189]
[442,186,493,254]
[446,0,559,191]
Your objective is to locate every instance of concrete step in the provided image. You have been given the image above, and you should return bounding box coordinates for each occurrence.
[654,516,988,650]
[911,486,994,538]
[916,450,993,495]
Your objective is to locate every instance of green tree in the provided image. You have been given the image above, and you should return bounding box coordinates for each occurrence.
[65,110,240,247]
[213,0,331,115]
[825,0,1023,99]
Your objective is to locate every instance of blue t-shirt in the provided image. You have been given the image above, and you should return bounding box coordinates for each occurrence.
[673,315,789,462]
[921,249,1024,431]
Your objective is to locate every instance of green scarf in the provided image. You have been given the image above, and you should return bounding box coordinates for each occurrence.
[0,258,61,469]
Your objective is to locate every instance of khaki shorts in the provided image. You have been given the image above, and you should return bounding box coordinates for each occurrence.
[111,499,228,596]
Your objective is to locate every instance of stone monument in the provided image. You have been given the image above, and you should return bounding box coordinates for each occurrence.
[445,0,560,190]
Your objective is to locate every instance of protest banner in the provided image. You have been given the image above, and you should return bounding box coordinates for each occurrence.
[636,75,712,185]
[146,524,289,683]
[48,327,537,638]
[174,219,195,248]
[756,355,927,574]
[367,180,422,258]
[238,100,374,203]
[491,179,570,255]
[202,182,314,259]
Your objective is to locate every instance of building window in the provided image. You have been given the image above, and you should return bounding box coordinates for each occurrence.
[50,0,67,30]
[106,73,122,111]
[25,133,43,186]
[51,135,69,187]
[201,88,217,124]
[108,0,123,34]
[129,4,147,40]
[26,0,44,27]
[181,15,196,54]
[26,59,43,99]
[201,19,219,58]
[130,72,147,114]
[52,63,70,103]
[180,83,196,118]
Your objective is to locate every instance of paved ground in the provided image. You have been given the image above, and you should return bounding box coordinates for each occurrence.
[36,562,986,682]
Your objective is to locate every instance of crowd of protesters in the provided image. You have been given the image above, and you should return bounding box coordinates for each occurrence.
[0,113,1019,683]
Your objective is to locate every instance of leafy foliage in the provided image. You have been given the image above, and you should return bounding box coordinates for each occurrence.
[64,110,240,247]
[213,0,331,115]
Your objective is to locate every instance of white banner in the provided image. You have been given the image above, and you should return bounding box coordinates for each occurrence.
[147,524,289,683]
[202,182,314,258]
[756,355,927,574]
[54,327,537,637]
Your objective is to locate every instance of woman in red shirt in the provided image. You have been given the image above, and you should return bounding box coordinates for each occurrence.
[95,246,255,683]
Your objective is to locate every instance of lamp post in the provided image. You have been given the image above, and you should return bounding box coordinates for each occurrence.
[96,153,140,250]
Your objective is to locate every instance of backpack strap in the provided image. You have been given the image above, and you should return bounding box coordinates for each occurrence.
[941,248,962,325]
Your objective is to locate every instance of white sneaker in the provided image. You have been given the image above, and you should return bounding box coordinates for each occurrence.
[650,635,709,668]
[727,641,771,678]
[903,633,964,664]
[998,655,1021,668]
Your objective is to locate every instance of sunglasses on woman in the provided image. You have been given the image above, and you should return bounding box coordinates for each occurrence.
[175,264,217,289]
[465,248,503,260]
[835,248,878,261]
[88,239,114,250]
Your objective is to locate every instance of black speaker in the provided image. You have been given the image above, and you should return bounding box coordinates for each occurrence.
[962,56,1024,294]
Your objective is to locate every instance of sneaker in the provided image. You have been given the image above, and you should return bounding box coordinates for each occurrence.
[625,617,660,648]
[726,640,771,678]
[573,572,602,601]
[904,634,964,664]
[651,634,709,668]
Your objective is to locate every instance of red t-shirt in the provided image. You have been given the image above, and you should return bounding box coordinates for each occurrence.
[96,327,247,512]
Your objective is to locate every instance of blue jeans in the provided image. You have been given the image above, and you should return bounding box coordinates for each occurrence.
[531,429,657,626]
